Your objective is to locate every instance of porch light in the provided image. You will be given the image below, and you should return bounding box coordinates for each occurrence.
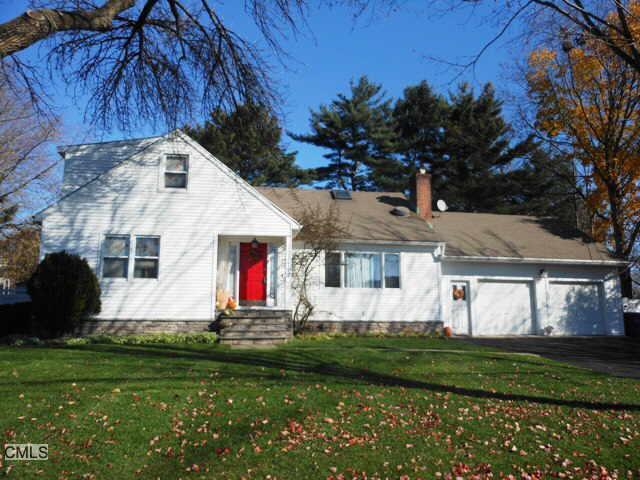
[251,238,260,249]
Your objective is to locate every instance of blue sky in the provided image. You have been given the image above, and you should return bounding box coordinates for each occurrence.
[2,1,516,170]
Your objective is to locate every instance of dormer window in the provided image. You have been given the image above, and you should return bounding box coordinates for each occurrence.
[164,154,188,189]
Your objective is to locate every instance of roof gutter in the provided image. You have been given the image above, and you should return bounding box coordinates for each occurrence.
[442,254,628,267]
[335,239,445,248]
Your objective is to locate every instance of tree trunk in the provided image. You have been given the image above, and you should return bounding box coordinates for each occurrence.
[0,0,136,58]
[605,184,633,298]
[619,267,633,298]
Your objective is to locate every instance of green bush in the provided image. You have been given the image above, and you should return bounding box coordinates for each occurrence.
[0,335,43,346]
[65,332,218,346]
[0,302,33,337]
[27,251,101,338]
[5,332,217,347]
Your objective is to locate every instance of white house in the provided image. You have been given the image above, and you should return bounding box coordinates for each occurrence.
[38,130,626,339]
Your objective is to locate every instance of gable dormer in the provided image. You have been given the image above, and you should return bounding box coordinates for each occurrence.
[58,136,161,194]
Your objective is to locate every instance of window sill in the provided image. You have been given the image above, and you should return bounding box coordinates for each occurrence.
[323,286,402,290]
[160,187,189,194]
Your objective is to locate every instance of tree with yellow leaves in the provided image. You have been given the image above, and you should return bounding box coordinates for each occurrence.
[527,10,640,297]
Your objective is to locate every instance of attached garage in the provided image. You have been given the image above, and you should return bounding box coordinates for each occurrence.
[546,281,605,335]
[474,280,535,336]
[443,259,624,337]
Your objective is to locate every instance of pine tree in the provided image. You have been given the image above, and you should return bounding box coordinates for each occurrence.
[290,76,398,191]
[185,104,310,187]
[389,81,576,230]
[497,149,580,232]
[388,81,448,191]
[431,83,540,212]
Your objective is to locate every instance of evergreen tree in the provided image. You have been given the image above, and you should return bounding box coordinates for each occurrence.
[430,83,540,212]
[386,81,448,191]
[290,76,398,191]
[496,149,580,232]
[185,104,309,187]
[388,81,576,230]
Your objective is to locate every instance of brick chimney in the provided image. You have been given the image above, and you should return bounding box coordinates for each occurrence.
[410,169,432,220]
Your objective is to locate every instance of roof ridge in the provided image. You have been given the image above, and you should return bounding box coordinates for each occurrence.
[257,186,407,195]
[58,135,162,150]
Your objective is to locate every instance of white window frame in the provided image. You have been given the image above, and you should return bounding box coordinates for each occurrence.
[133,235,161,280]
[100,234,162,280]
[324,250,402,289]
[162,154,189,191]
[324,251,343,288]
[383,252,401,289]
[101,234,130,279]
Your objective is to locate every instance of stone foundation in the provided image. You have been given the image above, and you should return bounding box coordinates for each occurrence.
[75,320,213,336]
[74,319,442,337]
[304,321,443,335]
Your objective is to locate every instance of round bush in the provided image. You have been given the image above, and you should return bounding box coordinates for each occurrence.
[27,251,101,337]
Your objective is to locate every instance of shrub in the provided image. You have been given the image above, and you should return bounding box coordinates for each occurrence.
[62,332,217,346]
[27,251,101,337]
[3,332,218,347]
[0,302,33,337]
[84,332,217,345]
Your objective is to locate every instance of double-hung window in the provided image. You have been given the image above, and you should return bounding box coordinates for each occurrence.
[102,235,130,278]
[384,253,400,288]
[102,235,160,279]
[345,252,382,288]
[164,154,188,189]
[324,252,342,287]
[325,251,400,289]
[134,236,160,278]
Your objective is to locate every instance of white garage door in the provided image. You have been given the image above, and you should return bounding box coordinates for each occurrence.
[547,282,605,335]
[475,280,534,335]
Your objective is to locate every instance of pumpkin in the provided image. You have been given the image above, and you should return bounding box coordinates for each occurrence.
[227,297,237,310]
[216,289,231,309]
[452,287,465,300]
[443,326,452,337]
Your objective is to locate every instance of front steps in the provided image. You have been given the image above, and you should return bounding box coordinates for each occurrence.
[217,309,293,346]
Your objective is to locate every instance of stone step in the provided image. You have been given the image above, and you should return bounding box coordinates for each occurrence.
[220,316,290,324]
[221,309,291,319]
[217,309,292,346]
[222,324,290,333]
[219,330,291,339]
[220,337,289,347]
[218,319,291,330]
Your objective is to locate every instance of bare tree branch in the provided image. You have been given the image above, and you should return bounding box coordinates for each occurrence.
[0,0,137,58]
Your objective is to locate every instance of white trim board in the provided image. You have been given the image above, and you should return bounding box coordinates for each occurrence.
[443,255,627,267]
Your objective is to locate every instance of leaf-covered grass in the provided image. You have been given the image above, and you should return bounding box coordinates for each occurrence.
[0,337,638,479]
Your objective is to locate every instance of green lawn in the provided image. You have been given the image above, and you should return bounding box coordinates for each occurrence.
[1,337,639,479]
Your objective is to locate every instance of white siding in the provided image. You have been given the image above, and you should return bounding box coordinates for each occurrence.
[441,261,624,336]
[294,242,441,323]
[41,135,294,321]
[61,137,161,194]
[42,132,625,335]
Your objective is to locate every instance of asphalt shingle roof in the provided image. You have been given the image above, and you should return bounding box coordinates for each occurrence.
[257,187,615,262]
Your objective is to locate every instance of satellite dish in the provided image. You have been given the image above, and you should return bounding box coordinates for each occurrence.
[437,199,448,212]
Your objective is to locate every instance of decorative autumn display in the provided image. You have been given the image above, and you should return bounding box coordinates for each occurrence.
[452,287,465,301]
[216,289,230,310]
[444,326,452,337]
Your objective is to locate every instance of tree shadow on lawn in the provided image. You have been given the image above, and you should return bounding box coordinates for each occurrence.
[347,344,584,372]
[47,343,640,413]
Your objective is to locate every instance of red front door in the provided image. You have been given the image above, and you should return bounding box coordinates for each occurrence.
[239,242,267,304]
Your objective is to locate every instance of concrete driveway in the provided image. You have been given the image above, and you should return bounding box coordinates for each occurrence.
[460,337,640,379]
